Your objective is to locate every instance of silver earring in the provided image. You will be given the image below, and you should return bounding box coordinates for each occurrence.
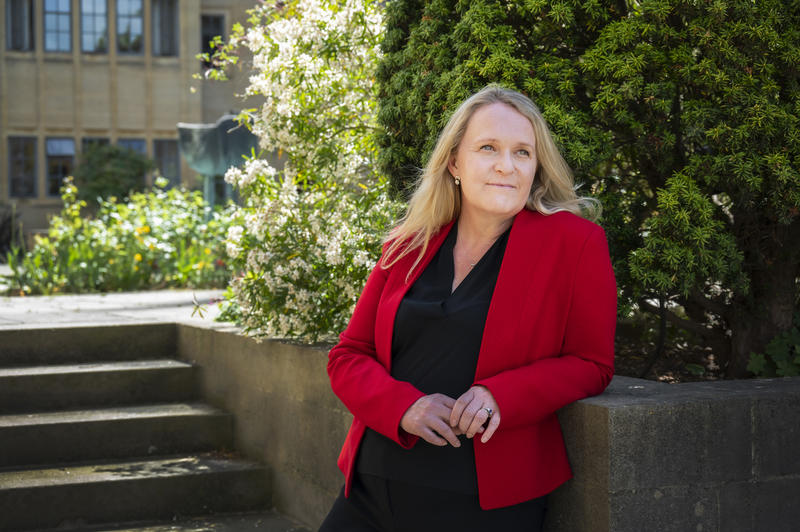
[454,176,461,186]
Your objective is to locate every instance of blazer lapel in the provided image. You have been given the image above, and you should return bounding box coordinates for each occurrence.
[475,209,540,380]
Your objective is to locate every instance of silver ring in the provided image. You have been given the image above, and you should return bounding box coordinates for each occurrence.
[482,407,493,418]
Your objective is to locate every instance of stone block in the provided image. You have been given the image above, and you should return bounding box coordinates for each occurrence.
[558,402,610,490]
[752,384,800,478]
[610,484,719,532]
[720,478,800,532]
[607,396,752,490]
[546,478,610,532]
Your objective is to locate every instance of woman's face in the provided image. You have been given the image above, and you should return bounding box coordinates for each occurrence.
[448,102,537,225]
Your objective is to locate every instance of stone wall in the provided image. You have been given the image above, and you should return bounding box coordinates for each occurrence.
[176,324,347,526]
[176,324,800,532]
[551,376,800,532]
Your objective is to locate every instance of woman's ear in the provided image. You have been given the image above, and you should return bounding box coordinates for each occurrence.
[447,156,458,178]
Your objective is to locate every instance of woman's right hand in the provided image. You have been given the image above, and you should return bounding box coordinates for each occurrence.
[400,394,462,447]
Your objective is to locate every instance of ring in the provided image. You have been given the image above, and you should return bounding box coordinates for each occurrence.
[482,407,493,418]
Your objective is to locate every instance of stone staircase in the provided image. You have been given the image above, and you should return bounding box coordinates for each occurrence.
[0,326,306,531]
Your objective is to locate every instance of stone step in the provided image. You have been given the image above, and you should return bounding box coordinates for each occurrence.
[0,359,196,414]
[0,454,269,531]
[0,403,233,467]
[78,511,311,531]
[0,323,177,367]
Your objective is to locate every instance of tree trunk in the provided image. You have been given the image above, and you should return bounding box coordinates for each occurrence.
[726,253,799,379]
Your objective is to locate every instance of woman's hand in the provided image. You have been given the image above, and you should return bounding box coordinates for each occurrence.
[450,385,500,444]
[400,394,462,447]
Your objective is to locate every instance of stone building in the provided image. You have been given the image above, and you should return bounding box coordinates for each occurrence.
[1,0,252,234]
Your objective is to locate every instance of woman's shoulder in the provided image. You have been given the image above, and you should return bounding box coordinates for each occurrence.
[517,208,604,241]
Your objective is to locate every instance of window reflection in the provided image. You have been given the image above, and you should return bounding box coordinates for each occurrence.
[117,0,143,53]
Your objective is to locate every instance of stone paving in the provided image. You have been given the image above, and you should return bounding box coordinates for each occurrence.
[0,286,228,330]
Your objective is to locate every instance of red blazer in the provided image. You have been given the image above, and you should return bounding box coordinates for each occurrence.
[327,208,617,509]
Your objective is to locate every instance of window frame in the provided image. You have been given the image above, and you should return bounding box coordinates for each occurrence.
[6,0,35,52]
[200,13,226,70]
[116,0,143,55]
[8,136,38,199]
[117,138,147,155]
[153,139,180,188]
[81,137,110,154]
[45,137,76,198]
[80,0,109,53]
[152,0,179,57]
[43,0,72,53]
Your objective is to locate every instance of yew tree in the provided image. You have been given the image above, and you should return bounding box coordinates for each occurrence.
[376,0,800,378]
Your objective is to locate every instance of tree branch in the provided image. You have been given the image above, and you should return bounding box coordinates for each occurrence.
[638,298,727,346]
[686,288,731,322]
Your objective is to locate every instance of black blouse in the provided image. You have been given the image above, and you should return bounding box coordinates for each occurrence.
[356,222,510,494]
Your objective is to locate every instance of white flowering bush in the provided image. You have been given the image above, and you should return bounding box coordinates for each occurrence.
[214,0,400,341]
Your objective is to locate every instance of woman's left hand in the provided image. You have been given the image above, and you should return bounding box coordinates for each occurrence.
[450,385,500,444]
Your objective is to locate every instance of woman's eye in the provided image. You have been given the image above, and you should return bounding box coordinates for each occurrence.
[480,145,494,151]
[517,149,530,157]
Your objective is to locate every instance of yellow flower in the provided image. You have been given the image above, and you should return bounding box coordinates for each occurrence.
[108,258,115,265]
[204,247,211,255]
[134,253,143,262]
[197,261,205,269]
[135,226,151,235]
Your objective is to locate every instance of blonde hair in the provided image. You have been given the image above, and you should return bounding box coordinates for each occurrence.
[382,84,600,272]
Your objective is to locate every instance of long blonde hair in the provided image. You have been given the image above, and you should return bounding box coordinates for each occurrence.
[382,85,599,272]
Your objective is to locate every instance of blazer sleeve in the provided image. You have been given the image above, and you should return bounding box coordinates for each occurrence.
[327,256,426,448]
[474,226,617,429]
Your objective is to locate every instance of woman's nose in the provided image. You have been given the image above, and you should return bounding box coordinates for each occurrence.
[495,150,514,174]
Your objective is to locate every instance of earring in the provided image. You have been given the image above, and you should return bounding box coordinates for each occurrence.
[454,176,461,186]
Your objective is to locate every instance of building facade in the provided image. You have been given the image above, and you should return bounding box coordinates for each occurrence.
[1,0,252,234]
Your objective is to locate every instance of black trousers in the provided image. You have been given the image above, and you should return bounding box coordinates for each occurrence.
[319,473,547,532]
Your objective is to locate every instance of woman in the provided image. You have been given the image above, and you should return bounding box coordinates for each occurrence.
[322,85,617,531]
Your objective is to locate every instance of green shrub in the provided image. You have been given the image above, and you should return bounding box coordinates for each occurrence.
[6,177,237,295]
[748,313,800,378]
[72,144,155,204]
[0,203,21,261]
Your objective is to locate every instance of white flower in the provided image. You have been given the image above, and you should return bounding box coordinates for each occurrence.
[220,0,400,342]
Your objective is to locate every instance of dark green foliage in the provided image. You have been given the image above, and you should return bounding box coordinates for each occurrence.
[748,313,800,378]
[377,0,800,378]
[0,203,20,261]
[72,144,156,204]
[377,0,615,196]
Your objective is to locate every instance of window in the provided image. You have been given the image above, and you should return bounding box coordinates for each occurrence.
[46,138,75,196]
[81,0,108,53]
[81,137,109,153]
[153,139,180,187]
[152,0,178,57]
[201,15,224,69]
[8,137,37,198]
[44,0,72,52]
[118,138,146,154]
[6,0,35,51]
[117,0,142,53]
